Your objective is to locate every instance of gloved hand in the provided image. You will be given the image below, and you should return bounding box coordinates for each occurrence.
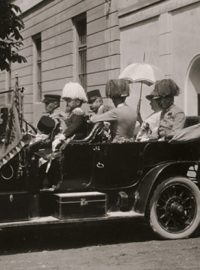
[52,133,66,152]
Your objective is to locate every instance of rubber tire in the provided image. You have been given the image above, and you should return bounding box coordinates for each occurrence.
[148,177,200,240]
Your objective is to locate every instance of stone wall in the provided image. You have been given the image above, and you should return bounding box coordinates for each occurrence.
[118,0,200,116]
[0,0,120,124]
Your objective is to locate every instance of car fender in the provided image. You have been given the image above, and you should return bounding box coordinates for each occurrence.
[133,161,194,214]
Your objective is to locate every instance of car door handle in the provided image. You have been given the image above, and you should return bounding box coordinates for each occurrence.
[96,162,104,169]
[93,146,101,151]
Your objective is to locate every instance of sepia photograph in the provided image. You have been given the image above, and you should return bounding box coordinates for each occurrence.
[0,0,200,269]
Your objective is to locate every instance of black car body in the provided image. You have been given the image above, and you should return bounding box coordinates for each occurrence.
[1,118,200,240]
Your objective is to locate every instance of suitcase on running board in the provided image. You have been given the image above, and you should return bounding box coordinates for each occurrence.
[0,191,29,222]
[54,192,107,219]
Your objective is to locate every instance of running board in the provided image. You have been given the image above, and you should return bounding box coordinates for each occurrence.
[0,211,144,230]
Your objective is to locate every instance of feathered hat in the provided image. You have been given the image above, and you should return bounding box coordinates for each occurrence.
[62,82,88,102]
[105,79,130,98]
[146,79,180,100]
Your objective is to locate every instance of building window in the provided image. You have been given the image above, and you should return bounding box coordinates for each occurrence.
[32,33,42,102]
[73,13,87,90]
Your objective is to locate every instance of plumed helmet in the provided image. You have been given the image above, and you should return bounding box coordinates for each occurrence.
[62,82,88,102]
[105,79,130,98]
[146,79,180,100]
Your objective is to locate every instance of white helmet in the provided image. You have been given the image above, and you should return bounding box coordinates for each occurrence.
[62,82,88,102]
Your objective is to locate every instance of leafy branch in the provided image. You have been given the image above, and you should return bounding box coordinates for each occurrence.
[0,0,27,71]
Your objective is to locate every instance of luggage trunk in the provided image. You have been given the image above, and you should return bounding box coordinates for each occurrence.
[54,192,107,219]
[0,191,29,222]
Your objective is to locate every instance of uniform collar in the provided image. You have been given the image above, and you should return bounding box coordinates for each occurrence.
[162,104,174,113]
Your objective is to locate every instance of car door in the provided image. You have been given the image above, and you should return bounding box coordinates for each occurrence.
[62,143,95,190]
[92,142,144,188]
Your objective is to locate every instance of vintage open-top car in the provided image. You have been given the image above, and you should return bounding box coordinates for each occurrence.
[1,111,200,240]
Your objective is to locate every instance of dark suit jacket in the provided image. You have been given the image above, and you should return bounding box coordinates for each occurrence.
[64,108,87,139]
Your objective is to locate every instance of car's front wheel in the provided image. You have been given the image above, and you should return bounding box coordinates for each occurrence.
[148,177,200,239]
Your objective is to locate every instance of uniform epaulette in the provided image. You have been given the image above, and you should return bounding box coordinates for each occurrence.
[73,107,84,116]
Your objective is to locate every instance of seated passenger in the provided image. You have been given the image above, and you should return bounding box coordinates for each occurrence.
[136,79,185,141]
[32,94,67,145]
[41,94,67,132]
[30,115,58,150]
[87,89,112,141]
[29,82,88,190]
[52,82,88,150]
[87,89,110,115]
[154,79,186,139]
[136,95,161,142]
[90,79,137,143]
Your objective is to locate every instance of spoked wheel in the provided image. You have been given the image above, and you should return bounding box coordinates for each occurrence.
[148,177,200,239]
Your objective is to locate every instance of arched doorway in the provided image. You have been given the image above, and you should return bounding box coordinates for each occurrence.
[185,55,200,116]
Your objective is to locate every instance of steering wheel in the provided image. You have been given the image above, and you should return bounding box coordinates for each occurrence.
[23,119,37,134]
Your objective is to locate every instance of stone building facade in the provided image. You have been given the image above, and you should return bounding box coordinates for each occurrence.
[0,0,120,124]
[1,0,200,123]
[118,0,200,117]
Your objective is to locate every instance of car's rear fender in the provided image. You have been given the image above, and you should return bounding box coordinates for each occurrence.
[133,161,196,214]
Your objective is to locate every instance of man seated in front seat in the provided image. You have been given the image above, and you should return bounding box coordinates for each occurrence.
[28,82,88,190]
[90,79,137,143]
[32,94,67,145]
[52,82,88,150]
[42,94,67,133]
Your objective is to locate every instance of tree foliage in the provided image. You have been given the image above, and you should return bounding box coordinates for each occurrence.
[0,0,26,71]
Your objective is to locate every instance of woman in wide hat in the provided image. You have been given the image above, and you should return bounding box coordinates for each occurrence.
[144,78,185,140]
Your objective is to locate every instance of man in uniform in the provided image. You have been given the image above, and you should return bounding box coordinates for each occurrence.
[87,89,111,140]
[29,94,67,190]
[41,94,67,133]
[52,82,88,149]
[87,89,110,115]
[90,79,137,143]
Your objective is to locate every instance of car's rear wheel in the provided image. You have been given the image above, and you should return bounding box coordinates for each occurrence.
[148,177,200,239]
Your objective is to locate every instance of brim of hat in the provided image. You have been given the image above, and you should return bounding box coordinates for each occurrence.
[88,97,99,104]
[42,98,58,103]
[42,98,49,103]
[146,94,160,100]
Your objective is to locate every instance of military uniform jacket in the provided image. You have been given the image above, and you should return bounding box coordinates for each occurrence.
[50,108,67,133]
[90,103,137,142]
[159,104,186,138]
[64,107,87,139]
